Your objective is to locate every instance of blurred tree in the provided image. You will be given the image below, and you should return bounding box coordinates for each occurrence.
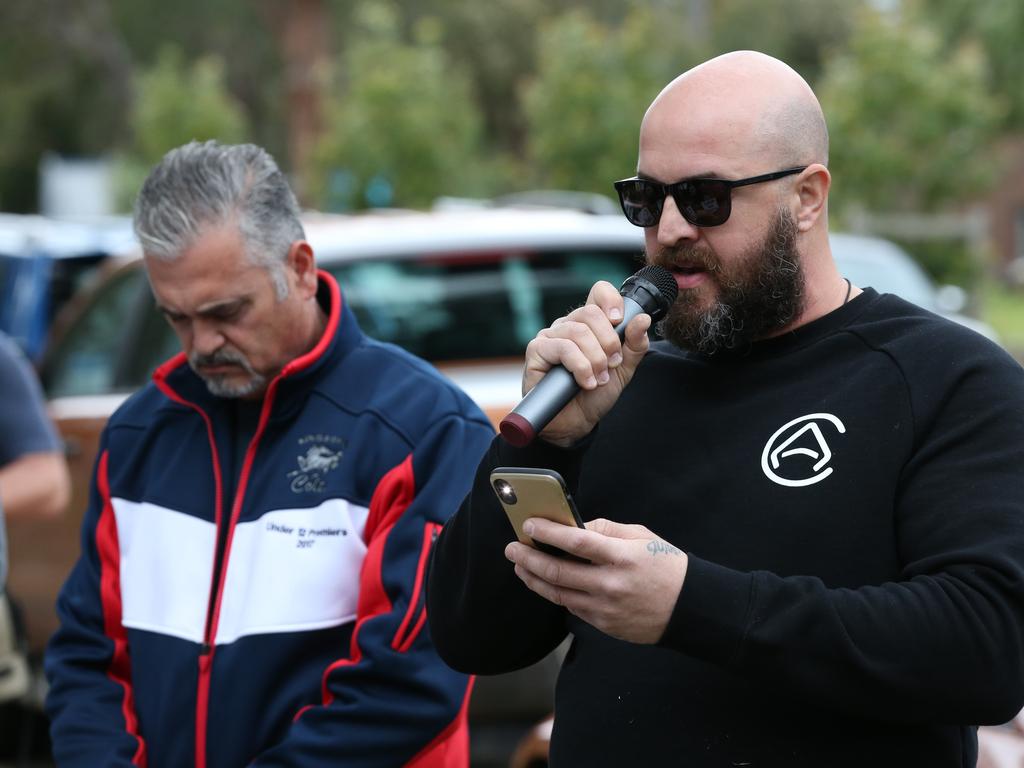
[131,47,250,166]
[0,0,132,212]
[110,0,285,156]
[310,2,492,210]
[914,0,1024,131]
[400,0,545,159]
[356,0,637,158]
[264,0,331,203]
[819,7,1002,216]
[114,46,250,209]
[818,6,1003,285]
[707,0,858,85]
[522,6,701,194]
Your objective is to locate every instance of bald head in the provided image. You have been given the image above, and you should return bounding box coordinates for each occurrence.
[640,51,828,173]
[634,52,843,339]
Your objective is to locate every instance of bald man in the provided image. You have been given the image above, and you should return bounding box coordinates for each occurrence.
[428,52,1024,766]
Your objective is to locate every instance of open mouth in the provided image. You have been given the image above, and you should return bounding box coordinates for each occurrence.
[668,264,709,290]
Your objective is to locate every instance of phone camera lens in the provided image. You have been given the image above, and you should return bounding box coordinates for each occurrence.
[493,479,517,505]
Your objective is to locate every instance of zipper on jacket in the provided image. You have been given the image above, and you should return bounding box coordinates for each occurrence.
[194,395,276,768]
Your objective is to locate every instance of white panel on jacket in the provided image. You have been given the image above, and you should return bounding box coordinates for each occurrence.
[113,498,371,645]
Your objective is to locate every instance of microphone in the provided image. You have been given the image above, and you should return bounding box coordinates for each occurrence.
[499,265,678,447]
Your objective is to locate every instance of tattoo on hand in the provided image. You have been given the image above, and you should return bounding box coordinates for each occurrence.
[646,539,682,556]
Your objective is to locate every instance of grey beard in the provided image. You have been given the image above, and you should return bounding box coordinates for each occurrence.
[189,349,267,398]
[202,372,268,398]
[657,208,805,355]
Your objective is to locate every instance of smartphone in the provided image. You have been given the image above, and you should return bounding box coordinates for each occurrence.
[490,467,586,558]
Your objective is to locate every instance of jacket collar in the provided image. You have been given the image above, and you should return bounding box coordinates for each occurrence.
[152,270,359,412]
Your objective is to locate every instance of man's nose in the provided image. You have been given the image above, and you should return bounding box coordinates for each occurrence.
[191,319,225,357]
[655,195,701,248]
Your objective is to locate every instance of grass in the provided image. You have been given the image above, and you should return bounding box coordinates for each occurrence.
[979,280,1024,361]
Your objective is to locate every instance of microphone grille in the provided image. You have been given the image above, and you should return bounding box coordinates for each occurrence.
[633,264,679,304]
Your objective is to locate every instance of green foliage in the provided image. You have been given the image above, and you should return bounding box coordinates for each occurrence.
[365,0,549,157]
[110,0,284,152]
[522,7,698,195]
[709,0,857,84]
[0,0,132,211]
[819,8,1003,218]
[913,0,1024,131]
[3,0,1023,231]
[980,278,1024,359]
[897,238,982,289]
[111,46,251,211]
[310,2,494,210]
[131,46,250,166]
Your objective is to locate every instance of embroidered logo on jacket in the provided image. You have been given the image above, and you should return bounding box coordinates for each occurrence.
[287,434,345,494]
[760,413,846,487]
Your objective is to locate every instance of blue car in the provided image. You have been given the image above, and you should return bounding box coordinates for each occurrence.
[0,214,135,361]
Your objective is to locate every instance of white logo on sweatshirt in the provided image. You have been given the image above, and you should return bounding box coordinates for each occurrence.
[761,413,846,487]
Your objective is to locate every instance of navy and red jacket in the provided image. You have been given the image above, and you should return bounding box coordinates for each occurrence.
[45,273,494,768]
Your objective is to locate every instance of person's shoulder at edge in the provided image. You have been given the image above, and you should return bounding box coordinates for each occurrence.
[851,289,1018,369]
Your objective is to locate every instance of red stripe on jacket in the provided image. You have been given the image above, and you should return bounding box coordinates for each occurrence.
[405,680,474,768]
[318,455,417,701]
[314,456,471,765]
[96,450,148,767]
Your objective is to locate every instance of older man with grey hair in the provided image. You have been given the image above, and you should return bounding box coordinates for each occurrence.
[45,140,493,768]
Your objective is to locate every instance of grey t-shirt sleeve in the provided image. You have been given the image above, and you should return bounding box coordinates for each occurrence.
[0,333,60,464]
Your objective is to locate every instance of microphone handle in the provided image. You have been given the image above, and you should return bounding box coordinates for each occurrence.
[500,296,646,446]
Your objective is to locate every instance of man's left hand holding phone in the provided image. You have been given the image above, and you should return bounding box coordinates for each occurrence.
[490,467,587,560]
[493,466,687,645]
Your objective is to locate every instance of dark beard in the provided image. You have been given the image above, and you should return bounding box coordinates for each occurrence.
[653,208,805,355]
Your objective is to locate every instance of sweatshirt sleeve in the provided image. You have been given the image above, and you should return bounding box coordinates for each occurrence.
[44,443,148,767]
[427,433,589,675]
[251,412,493,767]
[661,341,1024,726]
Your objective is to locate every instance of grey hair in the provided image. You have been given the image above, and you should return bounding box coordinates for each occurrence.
[133,141,305,299]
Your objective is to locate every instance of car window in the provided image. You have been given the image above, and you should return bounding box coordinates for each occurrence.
[43,265,150,397]
[330,248,644,361]
[43,245,645,399]
[122,296,185,386]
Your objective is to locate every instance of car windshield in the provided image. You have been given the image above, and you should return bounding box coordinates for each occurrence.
[329,249,642,361]
[43,245,644,398]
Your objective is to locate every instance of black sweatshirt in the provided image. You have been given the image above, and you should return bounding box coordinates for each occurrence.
[428,289,1024,767]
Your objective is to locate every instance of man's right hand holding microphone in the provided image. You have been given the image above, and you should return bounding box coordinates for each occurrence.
[500,266,689,646]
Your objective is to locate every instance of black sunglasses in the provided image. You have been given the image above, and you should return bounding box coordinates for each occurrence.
[613,166,807,228]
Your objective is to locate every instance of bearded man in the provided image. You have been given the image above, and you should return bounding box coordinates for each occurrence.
[428,51,1024,766]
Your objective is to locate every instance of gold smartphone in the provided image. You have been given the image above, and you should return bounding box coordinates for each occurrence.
[490,467,586,558]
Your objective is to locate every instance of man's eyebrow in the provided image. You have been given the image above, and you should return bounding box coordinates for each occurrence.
[157,297,250,318]
[156,302,184,317]
[195,297,248,315]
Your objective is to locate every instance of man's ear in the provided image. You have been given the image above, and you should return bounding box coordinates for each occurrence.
[286,240,318,297]
[793,164,830,232]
